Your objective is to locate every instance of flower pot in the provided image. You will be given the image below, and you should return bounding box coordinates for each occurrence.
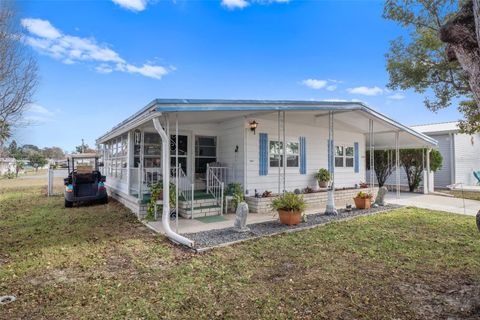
[318,180,328,188]
[278,209,302,225]
[353,197,371,209]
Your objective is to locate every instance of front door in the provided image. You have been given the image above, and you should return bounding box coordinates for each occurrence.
[170,135,189,175]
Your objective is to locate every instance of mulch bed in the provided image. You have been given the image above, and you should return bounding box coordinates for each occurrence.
[185,204,403,249]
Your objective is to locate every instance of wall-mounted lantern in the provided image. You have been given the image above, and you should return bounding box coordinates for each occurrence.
[249,120,258,135]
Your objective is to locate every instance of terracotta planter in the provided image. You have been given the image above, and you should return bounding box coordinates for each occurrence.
[318,180,328,188]
[353,197,371,209]
[278,209,302,225]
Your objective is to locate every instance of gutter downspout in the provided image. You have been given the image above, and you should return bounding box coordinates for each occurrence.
[153,117,195,248]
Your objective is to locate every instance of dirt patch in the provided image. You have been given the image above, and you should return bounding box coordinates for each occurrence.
[398,279,480,319]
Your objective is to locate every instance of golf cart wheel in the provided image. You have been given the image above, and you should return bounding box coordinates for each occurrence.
[100,197,108,204]
[64,199,73,208]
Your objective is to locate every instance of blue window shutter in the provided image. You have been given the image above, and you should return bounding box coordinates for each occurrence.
[300,136,306,174]
[354,142,359,173]
[259,133,268,176]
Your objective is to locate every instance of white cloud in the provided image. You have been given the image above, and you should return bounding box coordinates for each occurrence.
[22,18,172,80]
[95,64,114,74]
[221,0,288,10]
[302,79,327,89]
[24,104,56,124]
[347,86,383,96]
[112,0,148,11]
[21,18,61,39]
[222,0,249,9]
[117,63,169,79]
[302,79,340,91]
[387,93,406,100]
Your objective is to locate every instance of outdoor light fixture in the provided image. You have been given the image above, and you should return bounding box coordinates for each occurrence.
[249,120,258,134]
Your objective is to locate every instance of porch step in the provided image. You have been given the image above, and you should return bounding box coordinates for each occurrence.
[179,204,222,219]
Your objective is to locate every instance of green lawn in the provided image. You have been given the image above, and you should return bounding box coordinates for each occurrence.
[445,190,480,201]
[1,179,480,319]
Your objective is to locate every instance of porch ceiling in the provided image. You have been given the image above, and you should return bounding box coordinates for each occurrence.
[161,109,435,149]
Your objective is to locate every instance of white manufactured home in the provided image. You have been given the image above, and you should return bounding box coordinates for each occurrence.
[96,99,436,247]
[411,121,480,188]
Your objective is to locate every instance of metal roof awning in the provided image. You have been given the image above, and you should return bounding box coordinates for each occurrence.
[96,99,437,149]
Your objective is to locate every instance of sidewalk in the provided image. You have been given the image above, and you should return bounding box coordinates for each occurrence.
[386,192,480,216]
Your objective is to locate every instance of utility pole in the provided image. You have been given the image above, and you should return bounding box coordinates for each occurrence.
[81,139,85,153]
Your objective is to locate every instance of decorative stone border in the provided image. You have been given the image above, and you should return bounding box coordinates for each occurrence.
[245,187,379,214]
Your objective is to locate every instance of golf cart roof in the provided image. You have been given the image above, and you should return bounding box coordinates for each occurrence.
[67,153,99,159]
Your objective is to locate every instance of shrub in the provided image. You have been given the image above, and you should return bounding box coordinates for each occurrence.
[270,192,306,213]
[314,168,330,182]
[355,191,373,199]
[146,181,176,220]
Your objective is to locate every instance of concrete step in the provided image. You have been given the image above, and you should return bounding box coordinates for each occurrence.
[179,204,222,219]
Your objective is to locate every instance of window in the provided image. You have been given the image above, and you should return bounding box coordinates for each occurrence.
[335,145,354,168]
[105,134,128,180]
[270,141,299,168]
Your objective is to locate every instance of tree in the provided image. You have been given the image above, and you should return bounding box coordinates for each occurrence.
[28,152,47,172]
[75,143,95,154]
[15,159,23,177]
[0,119,10,155]
[0,1,38,130]
[42,146,65,159]
[366,150,396,187]
[440,1,480,122]
[400,149,443,191]
[384,0,480,133]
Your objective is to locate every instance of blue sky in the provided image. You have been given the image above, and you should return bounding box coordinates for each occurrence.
[16,0,462,151]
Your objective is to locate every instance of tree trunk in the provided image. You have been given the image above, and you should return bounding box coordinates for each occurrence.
[440,0,480,109]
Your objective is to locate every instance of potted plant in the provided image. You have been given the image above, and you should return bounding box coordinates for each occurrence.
[353,191,373,209]
[270,192,306,225]
[314,168,330,188]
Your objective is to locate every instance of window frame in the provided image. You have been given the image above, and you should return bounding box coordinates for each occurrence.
[334,144,354,169]
[269,140,300,169]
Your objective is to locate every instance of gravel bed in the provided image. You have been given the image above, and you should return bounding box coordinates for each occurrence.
[185,204,403,249]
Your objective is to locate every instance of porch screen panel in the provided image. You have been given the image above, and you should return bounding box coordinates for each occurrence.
[354,142,359,173]
[259,133,268,176]
[299,136,306,175]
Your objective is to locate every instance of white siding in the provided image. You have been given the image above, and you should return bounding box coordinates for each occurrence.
[431,134,453,187]
[217,118,245,185]
[244,118,366,194]
[454,133,480,186]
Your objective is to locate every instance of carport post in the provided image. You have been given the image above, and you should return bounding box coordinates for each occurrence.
[395,131,400,199]
[325,111,337,215]
[369,119,375,192]
[426,148,431,194]
[175,113,179,233]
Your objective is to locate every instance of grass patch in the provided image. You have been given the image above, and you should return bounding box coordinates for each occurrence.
[1,178,480,319]
[444,190,480,201]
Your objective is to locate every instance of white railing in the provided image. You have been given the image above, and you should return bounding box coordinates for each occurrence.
[172,165,195,219]
[206,165,231,189]
[206,165,224,215]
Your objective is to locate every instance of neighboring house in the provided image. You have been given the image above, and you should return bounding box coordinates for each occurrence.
[411,121,480,188]
[0,158,16,176]
[96,99,436,223]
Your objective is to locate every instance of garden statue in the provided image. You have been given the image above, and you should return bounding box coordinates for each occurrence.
[234,202,250,232]
[374,186,388,206]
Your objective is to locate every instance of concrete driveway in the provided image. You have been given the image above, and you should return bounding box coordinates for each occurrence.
[386,192,480,216]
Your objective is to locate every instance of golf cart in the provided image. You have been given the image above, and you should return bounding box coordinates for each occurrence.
[64,153,108,207]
